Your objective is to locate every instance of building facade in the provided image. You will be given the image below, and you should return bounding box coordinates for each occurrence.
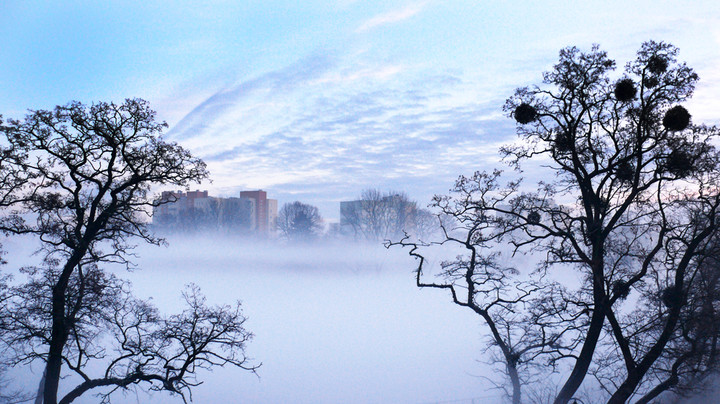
[153,190,276,235]
[239,190,278,235]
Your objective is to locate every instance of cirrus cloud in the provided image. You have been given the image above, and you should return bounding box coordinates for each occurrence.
[356,1,430,33]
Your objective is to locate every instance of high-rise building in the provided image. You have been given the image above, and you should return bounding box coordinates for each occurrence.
[267,198,278,234]
[240,190,277,235]
[153,189,276,235]
[156,190,208,215]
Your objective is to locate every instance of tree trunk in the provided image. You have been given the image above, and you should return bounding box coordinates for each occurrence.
[43,285,68,404]
[34,369,45,404]
[554,256,607,404]
[43,247,87,404]
[607,377,639,404]
[553,304,605,404]
[508,361,522,404]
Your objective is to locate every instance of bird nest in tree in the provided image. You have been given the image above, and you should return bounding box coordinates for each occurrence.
[661,286,684,308]
[527,211,541,224]
[614,161,635,183]
[514,103,537,124]
[643,76,659,89]
[554,132,574,153]
[612,280,630,300]
[647,55,668,75]
[614,79,636,102]
[664,149,694,177]
[663,105,691,131]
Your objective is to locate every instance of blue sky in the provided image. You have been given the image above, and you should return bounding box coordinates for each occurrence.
[2,1,720,220]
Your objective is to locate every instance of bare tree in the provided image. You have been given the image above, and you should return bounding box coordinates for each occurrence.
[388,181,578,404]
[0,99,257,403]
[606,228,720,404]
[2,263,255,404]
[277,201,324,241]
[342,189,418,241]
[413,207,444,241]
[391,41,720,403]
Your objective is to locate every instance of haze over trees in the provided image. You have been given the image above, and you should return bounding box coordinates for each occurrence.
[341,188,438,242]
[0,99,257,404]
[391,41,720,404]
[153,193,255,234]
[277,201,324,241]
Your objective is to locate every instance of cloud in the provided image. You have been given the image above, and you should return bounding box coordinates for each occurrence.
[356,2,429,33]
[163,49,522,220]
[166,5,720,219]
[168,51,338,141]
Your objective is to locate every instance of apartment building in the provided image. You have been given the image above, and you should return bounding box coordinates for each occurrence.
[153,190,277,235]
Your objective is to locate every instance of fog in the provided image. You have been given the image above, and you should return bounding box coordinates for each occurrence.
[2,235,502,404]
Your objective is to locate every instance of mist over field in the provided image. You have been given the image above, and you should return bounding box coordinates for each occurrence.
[2,235,503,404]
[3,3,720,402]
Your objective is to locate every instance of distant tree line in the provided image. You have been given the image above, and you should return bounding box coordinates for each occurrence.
[339,189,438,242]
[274,189,441,243]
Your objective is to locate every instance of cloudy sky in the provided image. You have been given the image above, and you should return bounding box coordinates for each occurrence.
[2,1,720,220]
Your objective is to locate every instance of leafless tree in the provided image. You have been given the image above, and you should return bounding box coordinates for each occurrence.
[2,263,255,404]
[412,207,443,241]
[391,41,720,403]
[594,228,720,404]
[388,182,580,404]
[342,189,418,241]
[0,99,257,403]
[277,201,324,241]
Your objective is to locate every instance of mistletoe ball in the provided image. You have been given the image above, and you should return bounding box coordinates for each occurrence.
[554,132,574,153]
[613,281,630,300]
[643,77,659,89]
[614,79,636,102]
[514,103,537,124]
[647,55,668,74]
[527,211,541,224]
[665,149,694,177]
[662,105,691,131]
[615,162,635,183]
[661,286,684,308]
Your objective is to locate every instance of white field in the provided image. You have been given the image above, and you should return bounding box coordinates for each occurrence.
[2,235,502,404]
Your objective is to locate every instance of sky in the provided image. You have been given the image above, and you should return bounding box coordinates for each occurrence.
[2,4,720,402]
[2,1,720,221]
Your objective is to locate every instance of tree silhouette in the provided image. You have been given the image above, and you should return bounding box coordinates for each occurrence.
[391,41,720,404]
[0,99,257,403]
[278,201,323,241]
[341,189,419,241]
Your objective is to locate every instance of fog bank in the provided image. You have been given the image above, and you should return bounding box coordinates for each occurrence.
[3,235,501,403]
